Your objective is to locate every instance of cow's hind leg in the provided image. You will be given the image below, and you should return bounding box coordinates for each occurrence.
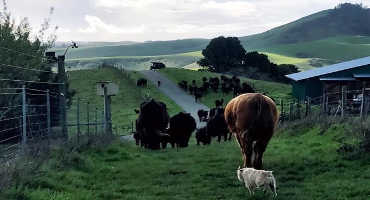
[243,137,254,168]
[253,139,269,169]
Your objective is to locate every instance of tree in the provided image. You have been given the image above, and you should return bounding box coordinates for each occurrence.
[200,36,246,72]
[0,0,74,142]
[245,51,272,73]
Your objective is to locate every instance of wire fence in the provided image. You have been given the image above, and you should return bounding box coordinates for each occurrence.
[278,88,370,123]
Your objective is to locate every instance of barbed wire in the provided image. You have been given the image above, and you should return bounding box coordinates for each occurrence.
[0,78,63,85]
[0,126,22,134]
[0,116,22,123]
[0,105,22,110]
[0,135,21,144]
[0,63,52,73]
[0,92,21,95]
[0,46,54,61]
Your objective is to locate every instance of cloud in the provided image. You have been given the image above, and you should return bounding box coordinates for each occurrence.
[6,0,370,41]
[78,15,146,34]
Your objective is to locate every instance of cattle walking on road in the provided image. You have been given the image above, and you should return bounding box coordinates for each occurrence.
[167,112,196,148]
[135,99,170,150]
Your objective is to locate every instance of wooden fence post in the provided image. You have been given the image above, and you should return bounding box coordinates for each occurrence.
[360,86,365,119]
[87,101,90,136]
[289,102,293,121]
[101,110,104,133]
[95,107,98,135]
[46,90,51,139]
[103,86,112,135]
[341,87,344,118]
[297,100,301,119]
[22,85,27,146]
[280,99,284,122]
[77,97,80,143]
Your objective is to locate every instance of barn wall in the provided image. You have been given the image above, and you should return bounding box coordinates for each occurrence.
[305,78,323,99]
[292,79,323,100]
[292,81,306,100]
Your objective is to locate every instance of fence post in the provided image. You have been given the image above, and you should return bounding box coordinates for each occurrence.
[95,107,98,135]
[360,86,365,119]
[289,102,293,121]
[58,55,68,140]
[321,91,326,114]
[22,85,27,146]
[77,97,80,143]
[47,90,51,139]
[280,99,284,122]
[296,100,301,119]
[101,110,104,133]
[341,87,345,118]
[103,86,112,135]
[87,101,90,136]
[308,97,311,117]
[325,96,329,114]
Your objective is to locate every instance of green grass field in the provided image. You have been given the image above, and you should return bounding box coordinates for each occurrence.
[2,120,369,200]
[159,68,293,108]
[65,52,203,71]
[263,36,370,62]
[2,66,369,200]
[66,67,182,135]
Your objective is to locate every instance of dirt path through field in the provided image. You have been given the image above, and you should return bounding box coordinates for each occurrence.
[121,70,209,141]
[139,70,209,127]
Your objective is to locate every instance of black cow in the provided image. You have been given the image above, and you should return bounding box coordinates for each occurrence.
[215,99,224,107]
[168,112,196,148]
[137,78,148,87]
[135,99,169,149]
[241,82,255,93]
[206,107,231,143]
[197,109,209,122]
[196,127,211,145]
[194,87,203,102]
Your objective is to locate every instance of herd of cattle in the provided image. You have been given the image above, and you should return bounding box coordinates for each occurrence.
[134,93,278,171]
[178,75,255,102]
[133,98,231,149]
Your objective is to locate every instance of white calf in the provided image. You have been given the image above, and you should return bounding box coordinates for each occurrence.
[237,166,277,197]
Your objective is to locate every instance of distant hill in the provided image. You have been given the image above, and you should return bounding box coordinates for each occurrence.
[240,3,370,49]
[57,3,370,70]
[54,41,139,48]
[56,39,210,59]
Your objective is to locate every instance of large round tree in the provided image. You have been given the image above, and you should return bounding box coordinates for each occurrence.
[198,36,246,72]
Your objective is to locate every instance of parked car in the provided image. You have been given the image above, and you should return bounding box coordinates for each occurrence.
[150,62,166,70]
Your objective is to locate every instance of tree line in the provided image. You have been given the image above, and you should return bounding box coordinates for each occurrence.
[197,36,299,83]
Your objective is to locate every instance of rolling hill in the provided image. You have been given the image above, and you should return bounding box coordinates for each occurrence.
[56,3,370,70]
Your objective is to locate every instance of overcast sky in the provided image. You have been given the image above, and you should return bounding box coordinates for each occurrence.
[5,0,370,42]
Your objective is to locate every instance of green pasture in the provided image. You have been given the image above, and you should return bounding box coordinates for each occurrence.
[66,67,182,135]
[2,120,369,200]
[159,68,293,108]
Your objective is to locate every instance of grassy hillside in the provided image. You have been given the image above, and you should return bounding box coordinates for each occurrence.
[67,67,182,135]
[2,120,369,199]
[55,39,209,59]
[159,68,292,108]
[262,36,370,62]
[65,52,203,71]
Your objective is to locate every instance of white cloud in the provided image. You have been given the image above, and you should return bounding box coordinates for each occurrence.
[6,0,370,41]
[78,15,146,34]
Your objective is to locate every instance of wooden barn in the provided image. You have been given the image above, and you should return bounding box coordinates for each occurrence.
[286,56,370,102]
